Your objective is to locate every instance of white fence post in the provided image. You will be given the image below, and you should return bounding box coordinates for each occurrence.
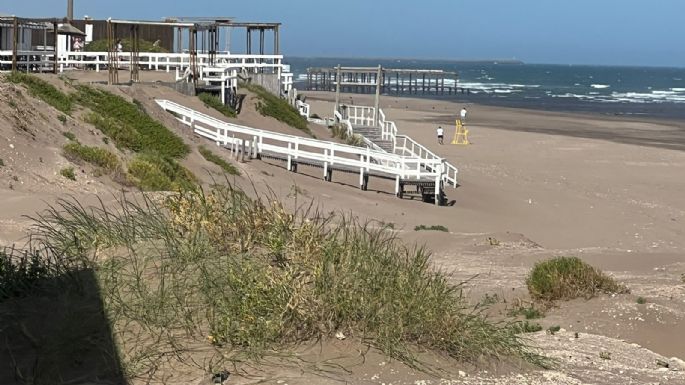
[287,142,292,171]
[359,155,365,188]
[434,174,441,206]
[152,99,456,202]
[323,149,328,180]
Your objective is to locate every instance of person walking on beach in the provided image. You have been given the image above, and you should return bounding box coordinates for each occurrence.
[437,126,444,145]
[460,107,468,125]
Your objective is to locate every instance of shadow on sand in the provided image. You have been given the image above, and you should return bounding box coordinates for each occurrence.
[0,266,125,384]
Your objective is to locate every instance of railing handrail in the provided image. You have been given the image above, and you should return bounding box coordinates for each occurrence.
[378,108,458,187]
[334,103,458,186]
[295,100,310,118]
[156,100,444,176]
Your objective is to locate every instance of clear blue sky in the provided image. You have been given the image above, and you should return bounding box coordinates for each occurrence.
[4,0,684,67]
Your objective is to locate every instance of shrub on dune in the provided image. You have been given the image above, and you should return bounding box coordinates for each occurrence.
[526,256,628,302]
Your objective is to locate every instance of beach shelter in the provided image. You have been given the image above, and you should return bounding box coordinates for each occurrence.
[47,22,86,53]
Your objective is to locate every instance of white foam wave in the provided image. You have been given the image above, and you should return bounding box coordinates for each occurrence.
[456,82,540,94]
[611,91,685,103]
[671,88,685,92]
[591,84,610,89]
[509,84,541,88]
[552,90,685,104]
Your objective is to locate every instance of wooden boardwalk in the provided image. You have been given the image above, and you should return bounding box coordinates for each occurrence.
[156,99,451,205]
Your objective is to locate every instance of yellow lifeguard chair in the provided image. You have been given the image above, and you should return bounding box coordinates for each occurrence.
[451,119,469,145]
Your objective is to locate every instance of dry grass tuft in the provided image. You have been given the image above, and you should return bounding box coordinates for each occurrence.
[7,185,547,380]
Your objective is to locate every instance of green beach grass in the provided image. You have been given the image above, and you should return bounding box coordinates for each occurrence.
[198,145,240,175]
[243,83,311,134]
[1,186,546,380]
[76,86,189,158]
[63,142,120,173]
[198,92,237,118]
[527,256,628,302]
[6,72,73,114]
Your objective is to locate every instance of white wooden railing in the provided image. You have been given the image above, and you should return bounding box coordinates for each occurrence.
[336,104,458,188]
[343,105,376,126]
[378,109,398,141]
[156,99,446,195]
[0,50,284,72]
[395,135,458,186]
[0,50,55,71]
[1,50,293,93]
[296,100,310,118]
[54,51,284,73]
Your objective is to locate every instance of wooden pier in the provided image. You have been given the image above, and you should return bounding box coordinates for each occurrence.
[306,66,462,96]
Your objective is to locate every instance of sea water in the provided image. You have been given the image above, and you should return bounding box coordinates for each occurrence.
[287,57,685,119]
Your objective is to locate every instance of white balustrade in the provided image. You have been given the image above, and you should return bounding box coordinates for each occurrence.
[156,99,444,186]
[336,101,458,188]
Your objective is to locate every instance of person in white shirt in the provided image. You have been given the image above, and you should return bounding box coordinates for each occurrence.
[437,126,444,145]
[460,107,467,124]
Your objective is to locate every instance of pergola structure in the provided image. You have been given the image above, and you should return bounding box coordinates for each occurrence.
[104,18,282,85]
[0,16,60,73]
[333,66,383,126]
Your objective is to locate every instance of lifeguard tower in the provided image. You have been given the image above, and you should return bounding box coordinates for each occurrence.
[451,119,469,145]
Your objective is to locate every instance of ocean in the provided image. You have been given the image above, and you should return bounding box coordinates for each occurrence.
[286,57,685,119]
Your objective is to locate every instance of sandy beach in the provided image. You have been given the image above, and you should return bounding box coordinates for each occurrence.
[1,74,685,383]
[299,90,685,359]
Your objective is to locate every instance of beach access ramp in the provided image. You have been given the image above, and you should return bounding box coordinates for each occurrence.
[156,100,457,205]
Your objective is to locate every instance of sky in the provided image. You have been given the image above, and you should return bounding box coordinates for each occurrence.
[4,0,684,67]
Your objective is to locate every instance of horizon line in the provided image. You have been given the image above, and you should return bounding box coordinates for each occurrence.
[283,55,685,70]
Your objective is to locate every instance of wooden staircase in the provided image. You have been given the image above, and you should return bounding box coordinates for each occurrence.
[352,125,394,152]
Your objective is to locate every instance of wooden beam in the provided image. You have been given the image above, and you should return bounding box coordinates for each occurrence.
[374,65,382,126]
[12,17,18,72]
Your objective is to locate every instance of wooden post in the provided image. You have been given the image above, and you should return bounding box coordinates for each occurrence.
[53,21,59,74]
[42,26,47,73]
[374,65,382,126]
[11,17,18,72]
[240,140,246,162]
[287,142,292,170]
[334,65,341,116]
[246,28,251,55]
[252,135,258,159]
[359,155,365,189]
[274,25,280,55]
[408,73,412,94]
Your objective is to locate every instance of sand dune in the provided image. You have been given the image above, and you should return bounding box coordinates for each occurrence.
[1,73,684,384]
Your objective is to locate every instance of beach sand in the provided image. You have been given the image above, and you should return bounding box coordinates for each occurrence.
[1,74,684,383]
